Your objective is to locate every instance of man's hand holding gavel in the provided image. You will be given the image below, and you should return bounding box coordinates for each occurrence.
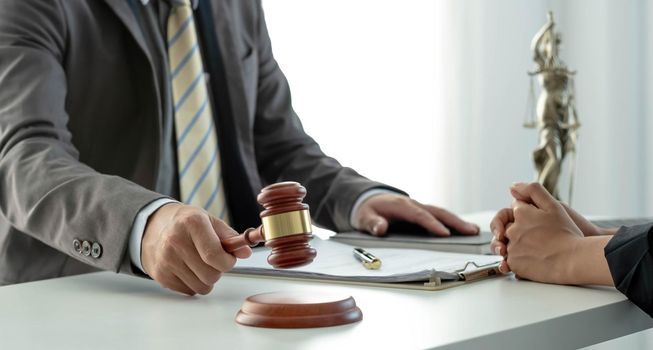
[141,203,252,296]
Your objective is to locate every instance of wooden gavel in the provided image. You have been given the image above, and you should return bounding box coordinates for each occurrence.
[221,182,317,269]
[224,182,362,329]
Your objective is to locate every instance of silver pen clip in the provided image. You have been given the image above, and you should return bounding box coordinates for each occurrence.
[353,247,382,270]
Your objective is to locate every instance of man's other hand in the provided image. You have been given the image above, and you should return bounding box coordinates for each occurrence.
[352,194,480,236]
[141,203,252,296]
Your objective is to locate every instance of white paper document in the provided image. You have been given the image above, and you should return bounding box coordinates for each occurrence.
[231,237,503,284]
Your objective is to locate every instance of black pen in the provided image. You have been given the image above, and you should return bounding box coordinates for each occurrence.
[353,247,382,270]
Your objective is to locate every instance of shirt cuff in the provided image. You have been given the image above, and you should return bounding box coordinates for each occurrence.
[129,198,178,274]
[349,188,404,229]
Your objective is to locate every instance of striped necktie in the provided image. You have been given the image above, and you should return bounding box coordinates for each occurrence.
[167,0,230,223]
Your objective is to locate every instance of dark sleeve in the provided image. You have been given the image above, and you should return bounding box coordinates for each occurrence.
[250,2,404,232]
[604,223,653,317]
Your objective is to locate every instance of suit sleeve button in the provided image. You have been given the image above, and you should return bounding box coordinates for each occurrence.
[91,242,102,259]
[73,239,82,253]
[81,241,91,256]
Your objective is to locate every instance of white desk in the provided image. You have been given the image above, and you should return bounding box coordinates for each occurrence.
[1,271,651,350]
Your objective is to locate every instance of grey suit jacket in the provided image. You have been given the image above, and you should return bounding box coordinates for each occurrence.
[0,0,392,285]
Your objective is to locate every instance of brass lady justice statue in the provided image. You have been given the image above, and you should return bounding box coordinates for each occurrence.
[524,12,580,202]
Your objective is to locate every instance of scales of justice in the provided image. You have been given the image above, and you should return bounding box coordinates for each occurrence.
[523,12,581,203]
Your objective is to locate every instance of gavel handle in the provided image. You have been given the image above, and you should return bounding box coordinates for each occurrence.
[221,226,265,253]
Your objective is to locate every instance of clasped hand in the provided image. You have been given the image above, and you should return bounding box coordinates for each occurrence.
[490,182,613,284]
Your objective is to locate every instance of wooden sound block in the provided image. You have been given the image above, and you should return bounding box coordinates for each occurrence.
[235,292,363,328]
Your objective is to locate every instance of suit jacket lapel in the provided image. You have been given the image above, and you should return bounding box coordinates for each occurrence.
[102,0,161,119]
[102,0,154,65]
[102,0,163,175]
[210,0,259,189]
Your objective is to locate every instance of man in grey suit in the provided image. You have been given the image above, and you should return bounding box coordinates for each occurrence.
[0,0,479,295]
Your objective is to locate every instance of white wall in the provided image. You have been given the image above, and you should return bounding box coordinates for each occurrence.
[262,0,653,217]
[262,0,447,206]
[644,0,653,216]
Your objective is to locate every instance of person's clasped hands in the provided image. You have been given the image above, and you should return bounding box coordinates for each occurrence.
[490,182,614,284]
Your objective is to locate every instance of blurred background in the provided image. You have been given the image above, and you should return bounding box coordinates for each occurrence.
[262,0,653,219]
[262,1,653,347]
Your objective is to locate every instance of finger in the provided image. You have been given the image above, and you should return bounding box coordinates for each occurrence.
[560,202,598,236]
[179,244,223,285]
[490,208,514,242]
[511,199,538,218]
[368,198,452,236]
[490,237,507,256]
[424,206,479,235]
[356,207,389,236]
[179,212,228,267]
[209,216,253,260]
[504,221,519,241]
[388,201,450,236]
[509,184,530,203]
[498,260,511,274]
[186,215,238,272]
[171,259,213,295]
[164,275,196,296]
[407,206,450,236]
[510,182,557,211]
[362,197,450,236]
[561,202,585,224]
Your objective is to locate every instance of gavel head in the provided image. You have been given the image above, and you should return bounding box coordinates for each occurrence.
[257,182,317,269]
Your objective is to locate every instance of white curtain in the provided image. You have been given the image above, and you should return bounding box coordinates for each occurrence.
[263,0,653,219]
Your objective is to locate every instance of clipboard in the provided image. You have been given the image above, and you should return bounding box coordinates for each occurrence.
[229,238,504,291]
